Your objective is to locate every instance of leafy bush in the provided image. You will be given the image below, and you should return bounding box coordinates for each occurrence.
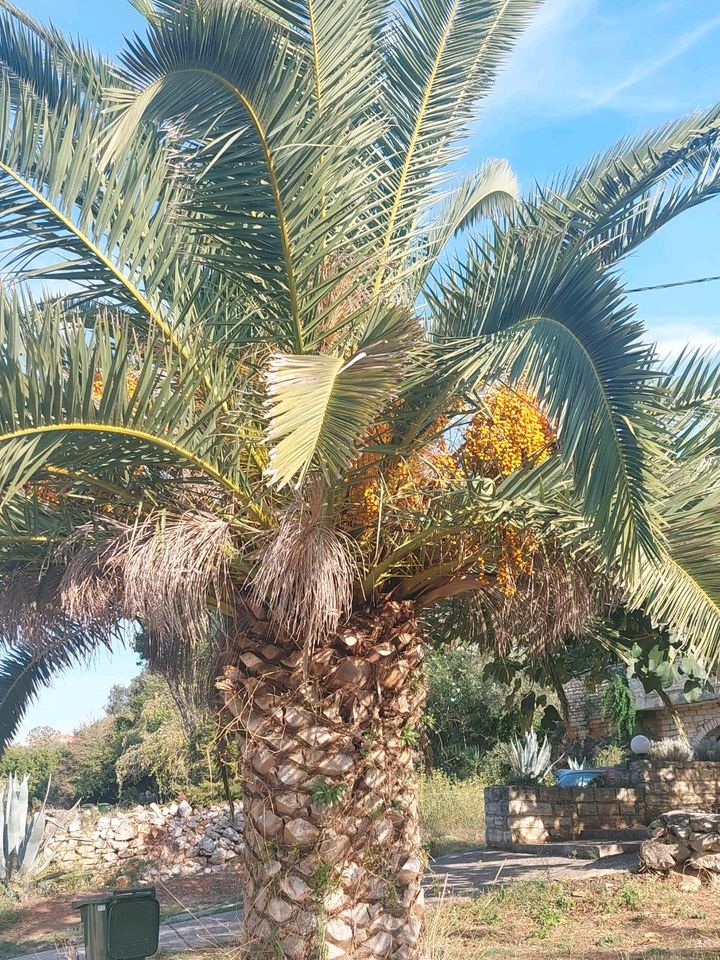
[601,674,637,744]
[693,736,720,761]
[648,737,693,761]
[593,743,626,767]
[0,730,64,802]
[502,731,553,784]
[423,646,519,778]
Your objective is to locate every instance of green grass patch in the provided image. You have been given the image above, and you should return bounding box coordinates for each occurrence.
[418,771,486,858]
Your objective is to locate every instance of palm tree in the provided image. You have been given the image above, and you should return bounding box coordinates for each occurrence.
[2,1,720,955]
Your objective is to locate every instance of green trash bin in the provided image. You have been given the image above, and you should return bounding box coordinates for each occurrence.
[73,886,160,960]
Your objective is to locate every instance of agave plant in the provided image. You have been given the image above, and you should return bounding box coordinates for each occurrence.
[504,731,553,783]
[1,773,47,882]
[1,0,720,954]
[567,756,587,770]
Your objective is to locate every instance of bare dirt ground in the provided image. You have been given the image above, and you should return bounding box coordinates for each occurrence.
[1,870,243,957]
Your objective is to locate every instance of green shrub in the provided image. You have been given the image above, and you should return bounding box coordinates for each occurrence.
[594,743,626,767]
[648,737,693,761]
[601,674,637,744]
[423,646,519,778]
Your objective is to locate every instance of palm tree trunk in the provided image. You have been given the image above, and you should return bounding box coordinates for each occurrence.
[218,599,426,960]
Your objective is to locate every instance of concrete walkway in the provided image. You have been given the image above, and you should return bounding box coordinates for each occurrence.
[10,849,638,959]
[426,847,639,897]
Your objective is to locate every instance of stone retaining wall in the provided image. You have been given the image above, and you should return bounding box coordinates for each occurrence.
[486,761,720,849]
[484,784,643,847]
[44,800,245,881]
[630,761,720,821]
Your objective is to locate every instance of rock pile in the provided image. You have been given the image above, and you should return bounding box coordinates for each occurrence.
[641,810,720,878]
[45,801,245,881]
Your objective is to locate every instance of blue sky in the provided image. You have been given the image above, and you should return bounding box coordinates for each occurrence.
[11,0,720,739]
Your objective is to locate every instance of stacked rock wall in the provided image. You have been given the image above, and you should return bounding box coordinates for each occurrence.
[484,784,643,847]
[44,800,244,881]
[641,810,720,877]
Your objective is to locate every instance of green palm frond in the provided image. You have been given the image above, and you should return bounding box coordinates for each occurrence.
[378,0,541,278]
[430,221,662,571]
[0,294,260,516]
[421,158,519,281]
[106,0,387,353]
[0,632,108,750]
[264,308,418,488]
[634,479,720,674]
[541,105,720,264]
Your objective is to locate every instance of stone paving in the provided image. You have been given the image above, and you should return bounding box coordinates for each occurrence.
[9,849,638,959]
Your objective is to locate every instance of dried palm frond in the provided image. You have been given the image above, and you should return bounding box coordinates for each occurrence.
[492,549,617,656]
[251,484,357,659]
[57,511,233,653]
[0,566,116,649]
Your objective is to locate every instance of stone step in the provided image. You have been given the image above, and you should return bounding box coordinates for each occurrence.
[510,839,643,860]
[581,828,649,842]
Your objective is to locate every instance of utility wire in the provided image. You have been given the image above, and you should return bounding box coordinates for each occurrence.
[627,274,720,294]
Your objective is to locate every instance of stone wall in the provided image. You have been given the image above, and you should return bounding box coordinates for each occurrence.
[630,761,720,822]
[484,784,643,847]
[45,800,245,881]
[641,810,720,878]
[486,761,720,849]
[640,703,720,746]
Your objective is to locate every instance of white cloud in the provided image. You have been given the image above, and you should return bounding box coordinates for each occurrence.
[591,14,720,110]
[645,318,720,358]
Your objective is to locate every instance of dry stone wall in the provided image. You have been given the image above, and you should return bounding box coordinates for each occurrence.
[45,800,245,881]
[630,761,720,820]
[486,761,720,849]
[641,810,720,877]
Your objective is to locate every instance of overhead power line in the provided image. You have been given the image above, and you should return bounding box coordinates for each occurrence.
[627,274,720,294]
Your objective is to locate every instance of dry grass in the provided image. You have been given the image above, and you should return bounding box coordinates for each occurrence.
[420,875,720,959]
[11,870,706,960]
[419,771,486,858]
[152,874,720,960]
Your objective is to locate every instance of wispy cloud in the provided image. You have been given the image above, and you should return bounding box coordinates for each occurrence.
[481,0,720,127]
[645,318,720,357]
[592,14,720,109]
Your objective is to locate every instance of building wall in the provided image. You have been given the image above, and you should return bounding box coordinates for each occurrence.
[641,704,720,746]
[563,677,720,749]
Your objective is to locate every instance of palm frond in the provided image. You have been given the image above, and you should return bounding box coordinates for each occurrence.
[264,308,418,488]
[421,158,519,281]
[0,637,105,751]
[430,220,662,572]
[0,293,259,516]
[541,104,720,264]
[378,0,540,277]
[105,0,387,353]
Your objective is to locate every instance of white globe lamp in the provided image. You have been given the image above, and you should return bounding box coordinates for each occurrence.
[631,735,651,755]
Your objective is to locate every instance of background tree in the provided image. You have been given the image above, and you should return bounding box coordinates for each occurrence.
[1,2,720,957]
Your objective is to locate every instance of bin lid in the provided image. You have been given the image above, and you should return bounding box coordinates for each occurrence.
[107,894,160,960]
[72,893,114,909]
